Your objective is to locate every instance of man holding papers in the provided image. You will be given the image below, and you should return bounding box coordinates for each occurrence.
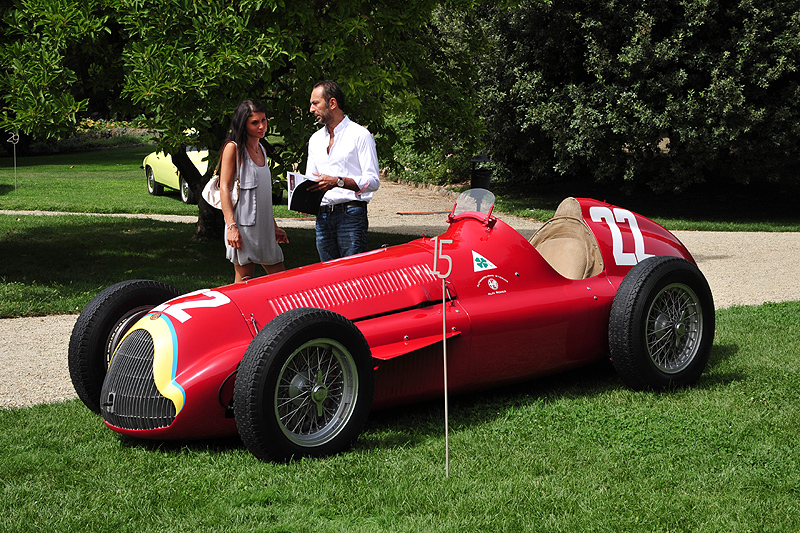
[305,80,380,261]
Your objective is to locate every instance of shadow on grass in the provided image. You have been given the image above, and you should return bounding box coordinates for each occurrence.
[0,213,418,316]
[360,341,740,454]
[699,343,745,388]
[99,343,737,461]
[118,433,246,457]
[360,359,621,452]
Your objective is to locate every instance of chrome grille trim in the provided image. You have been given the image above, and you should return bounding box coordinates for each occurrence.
[100,329,176,430]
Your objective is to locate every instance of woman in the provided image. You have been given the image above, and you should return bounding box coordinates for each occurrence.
[220,100,288,283]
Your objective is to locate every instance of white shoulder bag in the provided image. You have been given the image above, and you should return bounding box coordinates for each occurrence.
[202,144,239,208]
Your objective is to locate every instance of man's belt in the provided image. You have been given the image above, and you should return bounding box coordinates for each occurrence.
[318,200,368,214]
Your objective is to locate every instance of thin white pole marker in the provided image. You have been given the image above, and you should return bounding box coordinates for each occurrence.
[7,132,19,191]
[430,236,453,477]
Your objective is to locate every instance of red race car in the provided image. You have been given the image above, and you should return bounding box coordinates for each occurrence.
[68,190,714,461]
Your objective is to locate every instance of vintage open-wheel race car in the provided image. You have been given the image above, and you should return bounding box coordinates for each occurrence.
[68,189,714,461]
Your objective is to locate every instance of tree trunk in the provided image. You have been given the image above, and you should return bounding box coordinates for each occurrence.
[172,147,224,242]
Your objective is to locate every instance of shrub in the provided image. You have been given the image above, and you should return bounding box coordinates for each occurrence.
[385,5,486,185]
[478,0,800,193]
[26,118,153,154]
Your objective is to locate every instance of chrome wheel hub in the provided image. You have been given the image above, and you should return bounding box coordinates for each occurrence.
[646,284,703,374]
[274,339,358,446]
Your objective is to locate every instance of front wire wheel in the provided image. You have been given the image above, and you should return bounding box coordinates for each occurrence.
[275,338,359,447]
[609,256,715,390]
[234,308,374,461]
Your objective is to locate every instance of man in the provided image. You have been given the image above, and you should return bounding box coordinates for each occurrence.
[306,80,380,261]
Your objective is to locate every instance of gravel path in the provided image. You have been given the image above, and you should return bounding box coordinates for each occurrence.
[2,181,798,408]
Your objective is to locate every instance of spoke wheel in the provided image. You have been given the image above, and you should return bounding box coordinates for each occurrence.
[275,339,359,447]
[646,283,702,374]
[235,308,374,461]
[609,256,714,390]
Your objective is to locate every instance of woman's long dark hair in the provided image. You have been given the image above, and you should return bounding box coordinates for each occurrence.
[224,99,267,168]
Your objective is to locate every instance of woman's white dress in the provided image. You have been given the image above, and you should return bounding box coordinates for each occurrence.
[225,144,284,266]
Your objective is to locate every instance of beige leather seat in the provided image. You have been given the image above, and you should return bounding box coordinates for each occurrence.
[529,197,604,280]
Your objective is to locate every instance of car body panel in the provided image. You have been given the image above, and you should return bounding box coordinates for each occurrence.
[578,198,695,277]
[100,195,696,439]
[143,148,209,191]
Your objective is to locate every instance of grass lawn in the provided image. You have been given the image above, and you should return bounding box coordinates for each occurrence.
[0,147,409,317]
[0,146,302,218]
[0,301,798,531]
[0,146,200,215]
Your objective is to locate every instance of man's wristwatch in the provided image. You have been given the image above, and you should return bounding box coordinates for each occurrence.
[336,177,344,188]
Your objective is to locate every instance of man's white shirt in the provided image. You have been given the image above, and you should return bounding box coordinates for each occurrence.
[305,115,380,207]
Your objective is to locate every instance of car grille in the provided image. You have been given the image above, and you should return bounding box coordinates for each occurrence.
[100,328,176,430]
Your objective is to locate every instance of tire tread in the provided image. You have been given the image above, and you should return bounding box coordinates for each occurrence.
[68,280,179,413]
[609,256,714,390]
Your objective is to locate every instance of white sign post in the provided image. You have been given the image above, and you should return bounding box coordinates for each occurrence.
[7,132,18,191]
[430,236,453,477]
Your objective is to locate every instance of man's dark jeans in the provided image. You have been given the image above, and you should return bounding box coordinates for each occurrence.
[315,202,368,261]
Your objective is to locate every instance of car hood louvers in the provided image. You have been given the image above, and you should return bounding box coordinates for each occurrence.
[268,264,439,316]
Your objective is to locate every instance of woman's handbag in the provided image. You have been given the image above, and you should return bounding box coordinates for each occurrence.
[202,148,239,209]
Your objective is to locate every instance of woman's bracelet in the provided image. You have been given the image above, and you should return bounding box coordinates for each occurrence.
[226,222,237,230]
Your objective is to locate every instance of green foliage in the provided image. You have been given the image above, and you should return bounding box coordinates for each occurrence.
[0,0,110,139]
[478,0,800,193]
[1,0,478,175]
[386,4,488,185]
[388,113,477,185]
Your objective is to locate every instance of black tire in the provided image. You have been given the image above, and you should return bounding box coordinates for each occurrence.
[146,166,163,196]
[234,308,374,461]
[68,280,180,413]
[180,175,197,204]
[609,256,715,390]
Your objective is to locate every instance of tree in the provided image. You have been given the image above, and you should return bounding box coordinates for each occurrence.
[477,0,800,193]
[0,1,110,141]
[1,0,477,238]
[386,3,488,185]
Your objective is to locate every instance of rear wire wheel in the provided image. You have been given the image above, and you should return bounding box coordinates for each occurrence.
[234,308,374,461]
[609,256,715,390]
[68,280,180,413]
